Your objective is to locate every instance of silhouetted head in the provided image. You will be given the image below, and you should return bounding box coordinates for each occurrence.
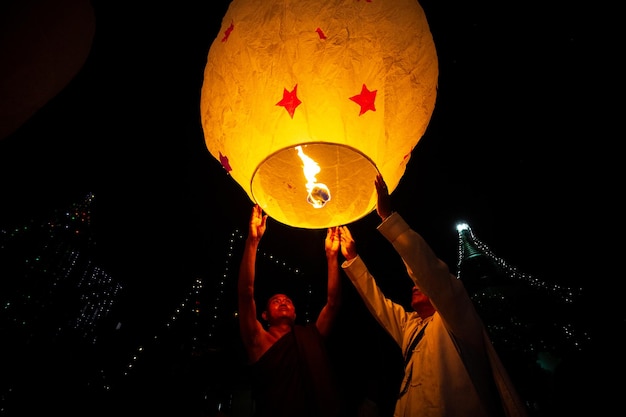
[262,293,296,327]
[411,286,435,318]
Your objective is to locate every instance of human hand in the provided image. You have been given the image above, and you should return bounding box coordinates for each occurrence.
[339,225,357,261]
[326,226,340,258]
[248,204,267,242]
[375,173,392,221]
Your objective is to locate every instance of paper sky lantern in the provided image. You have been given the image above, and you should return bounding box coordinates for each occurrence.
[201,0,438,229]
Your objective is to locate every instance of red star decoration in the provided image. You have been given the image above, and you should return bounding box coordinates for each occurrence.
[403,148,412,162]
[276,84,302,118]
[350,84,377,115]
[219,151,232,173]
[315,27,327,39]
[221,22,234,42]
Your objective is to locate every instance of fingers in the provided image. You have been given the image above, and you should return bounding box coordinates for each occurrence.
[260,211,267,227]
[326,226,340,243]
[251,204,267,229]
[374,173,388,194]
[253,204,266,218]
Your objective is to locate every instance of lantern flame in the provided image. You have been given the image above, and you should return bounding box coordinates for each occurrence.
[295,145,330,208]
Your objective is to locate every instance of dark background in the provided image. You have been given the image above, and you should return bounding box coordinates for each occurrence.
[0,0,619,416]
[1,0,613,282]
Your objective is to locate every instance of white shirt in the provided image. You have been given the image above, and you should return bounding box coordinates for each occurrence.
[342,212,528,417]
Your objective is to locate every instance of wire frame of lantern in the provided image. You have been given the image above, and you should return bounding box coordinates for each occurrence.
[201,0,438,229]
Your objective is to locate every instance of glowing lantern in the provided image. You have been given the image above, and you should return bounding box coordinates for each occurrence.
[201,0,438,229]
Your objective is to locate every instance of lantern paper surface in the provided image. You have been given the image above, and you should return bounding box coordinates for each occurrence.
[201,0,438,229]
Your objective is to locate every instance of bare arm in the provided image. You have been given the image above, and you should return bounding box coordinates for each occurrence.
[316,226,342,337]
[238,204,268,359]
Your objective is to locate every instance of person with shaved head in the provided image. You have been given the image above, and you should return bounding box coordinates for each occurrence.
[237,204,344,417]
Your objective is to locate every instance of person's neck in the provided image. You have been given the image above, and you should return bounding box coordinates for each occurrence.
[415,305,436,319]
[268,322,293,338]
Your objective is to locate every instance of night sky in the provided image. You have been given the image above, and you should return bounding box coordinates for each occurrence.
[1,0,609,285]
[0,0,620,415]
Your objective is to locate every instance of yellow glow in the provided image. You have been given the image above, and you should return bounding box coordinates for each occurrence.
[201,0,438,229]
[295,145,330,209]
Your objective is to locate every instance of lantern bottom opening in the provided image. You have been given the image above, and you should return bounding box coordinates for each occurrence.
[251,142,379,229]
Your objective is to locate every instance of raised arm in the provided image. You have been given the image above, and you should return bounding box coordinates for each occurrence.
[316,226,342,337]
[238,204,268,357]
[340,223,411,344]
[374,176,484,343]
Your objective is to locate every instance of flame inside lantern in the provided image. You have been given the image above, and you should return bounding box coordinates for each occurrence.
[295,145,330,208]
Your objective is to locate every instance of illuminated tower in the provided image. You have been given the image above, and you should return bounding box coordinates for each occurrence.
[456,223,503,294]
[455,222,589,415]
